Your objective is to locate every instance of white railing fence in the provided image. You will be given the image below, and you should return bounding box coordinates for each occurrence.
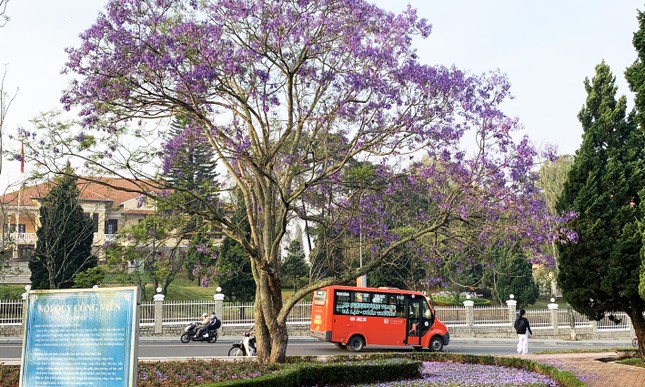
[0,297,636,339]
[0,299,23,325]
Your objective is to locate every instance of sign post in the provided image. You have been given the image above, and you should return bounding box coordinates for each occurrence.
[19,286,140,387]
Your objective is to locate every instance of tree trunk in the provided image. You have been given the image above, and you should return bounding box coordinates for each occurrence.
[268,323,289,363]
[630,308,645,360]
[252,266,289,363]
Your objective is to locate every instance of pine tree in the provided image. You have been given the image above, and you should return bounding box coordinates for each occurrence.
[214,190,255,302]
[29,168,97,289]
[625,10,645,131]
[486,245,538,307]
[163,115,220,283]
[281,238,309,291]
[557,62,645,353]
[164,115,219,192]
[625,10,645,357]
[216,237,255,302]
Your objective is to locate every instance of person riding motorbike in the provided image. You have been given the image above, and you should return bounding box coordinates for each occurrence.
[195,312,221,339]
[246,326,257,354]
[193,313,211,339]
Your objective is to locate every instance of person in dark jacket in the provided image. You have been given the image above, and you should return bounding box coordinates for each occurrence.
[515,309,533,354]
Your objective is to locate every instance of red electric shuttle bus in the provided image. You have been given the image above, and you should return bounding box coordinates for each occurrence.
[309,285,449,352]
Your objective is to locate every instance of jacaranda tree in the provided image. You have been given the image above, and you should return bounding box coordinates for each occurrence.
[21,0,565,362]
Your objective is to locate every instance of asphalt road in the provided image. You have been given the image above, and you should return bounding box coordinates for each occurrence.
[0,336,632,364]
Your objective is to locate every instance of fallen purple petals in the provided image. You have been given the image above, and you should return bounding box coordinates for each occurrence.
[355,361,558,386]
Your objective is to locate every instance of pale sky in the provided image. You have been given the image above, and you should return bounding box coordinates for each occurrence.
[0,0,642,190]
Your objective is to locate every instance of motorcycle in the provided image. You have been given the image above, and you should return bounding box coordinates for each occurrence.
[180,321,219,343]
[228,329,256,356]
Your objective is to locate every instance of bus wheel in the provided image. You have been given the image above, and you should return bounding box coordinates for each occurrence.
[334,342,347,349]
[347,336,365,352]
[429,336,443,352]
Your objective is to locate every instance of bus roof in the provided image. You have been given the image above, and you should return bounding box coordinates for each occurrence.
[319,285,426,296]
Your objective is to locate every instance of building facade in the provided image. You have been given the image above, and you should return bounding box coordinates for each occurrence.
[0,177,158,284]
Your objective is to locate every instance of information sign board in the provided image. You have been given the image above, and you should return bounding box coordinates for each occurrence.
[19,287,140,387]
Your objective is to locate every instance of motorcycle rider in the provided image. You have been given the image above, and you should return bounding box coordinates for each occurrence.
[193,313,211,339]
[246,326,257,354]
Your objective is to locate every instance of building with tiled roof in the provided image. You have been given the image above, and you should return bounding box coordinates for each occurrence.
[0,177,160,284]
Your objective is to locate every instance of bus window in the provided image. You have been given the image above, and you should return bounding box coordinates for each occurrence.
[422,301,435,325]
[334,291,351,315]
[418,301,434,336]
[390,295,406,318]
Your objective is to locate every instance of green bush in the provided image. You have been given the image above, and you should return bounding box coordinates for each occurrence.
[207,358,421,387]
[430,293,491,306]
[0,285,24,299]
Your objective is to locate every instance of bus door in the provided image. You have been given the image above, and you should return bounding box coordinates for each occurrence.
[405,296,423,346]
[331,290,351,342]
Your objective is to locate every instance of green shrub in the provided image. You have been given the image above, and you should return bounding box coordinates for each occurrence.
[0,285,24,299]
[207,358,421,387]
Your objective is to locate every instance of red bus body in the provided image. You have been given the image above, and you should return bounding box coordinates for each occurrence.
[309,285,450,352]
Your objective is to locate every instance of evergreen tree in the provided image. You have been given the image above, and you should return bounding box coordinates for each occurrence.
[625,10,645,132]
[164,115,219,193]
[216,237,255,302]
[214,190,255,302]
[307,226,346,281]
[369,261,409,289]
[486,245,538,308]
[369,243,427,291]
[29,169,97,289]
[557,62,645,355]
[281,238,309,290]
[625,10,645,357]
[162,115,220,283]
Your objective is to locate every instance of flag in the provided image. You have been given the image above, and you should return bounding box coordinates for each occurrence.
[20,142,24,174]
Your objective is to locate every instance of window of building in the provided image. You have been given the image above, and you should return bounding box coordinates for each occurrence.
[105,219,118,235]
[3,224,25,234]
[18,246,34,262]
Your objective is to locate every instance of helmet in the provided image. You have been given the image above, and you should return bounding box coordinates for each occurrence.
[202,313,208,317]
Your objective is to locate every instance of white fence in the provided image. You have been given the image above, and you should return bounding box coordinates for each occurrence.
[0,298,635,338]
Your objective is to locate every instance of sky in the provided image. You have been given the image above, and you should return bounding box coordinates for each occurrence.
[0,0,642,191]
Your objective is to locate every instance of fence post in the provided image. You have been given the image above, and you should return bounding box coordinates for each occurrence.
[21,285,31,336]
[463,296,474,336]
[214,287,225,333]
[547,298,559,338]
[153,287,165,335]
[506,294,517,336]
[591,320,598,339]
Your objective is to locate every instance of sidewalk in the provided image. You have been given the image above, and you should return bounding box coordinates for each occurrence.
[524,352,645,387]
[453,337,645,386]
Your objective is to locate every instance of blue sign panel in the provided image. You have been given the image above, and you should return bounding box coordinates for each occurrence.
[19,287,139,387]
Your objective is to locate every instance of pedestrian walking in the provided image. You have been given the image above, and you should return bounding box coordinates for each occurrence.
[514,309,532,354]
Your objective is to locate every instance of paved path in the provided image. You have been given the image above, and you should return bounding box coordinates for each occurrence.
[521,352,645,387]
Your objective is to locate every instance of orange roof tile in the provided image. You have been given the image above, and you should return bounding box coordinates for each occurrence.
[0,177,160,207]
